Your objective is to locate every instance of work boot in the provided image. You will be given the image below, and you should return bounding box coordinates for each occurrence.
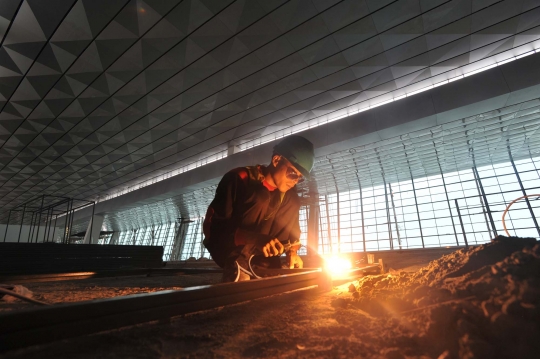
[222,255,252,283]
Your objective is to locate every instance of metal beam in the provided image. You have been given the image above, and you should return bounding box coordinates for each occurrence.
[0,270,324,352]
[51,215,58,243]
[69,57,540,227]
[508,151,540,237]
[333,175,341,253]
[2,210,10,243]
[62,200,71,244]
[87,203,96,244]
[383,178,393,250]
[472,166,498,237]
[388,183,402,250]
[408,163,425,248]
[455,199,469,248]
[352,158,365,252]
[28,211,36,243]
[34,195,45,243]
[437,160,459,246]
[324,195,332,253]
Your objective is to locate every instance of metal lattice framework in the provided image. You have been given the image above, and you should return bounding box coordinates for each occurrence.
[1,195,94,243]
[312,98,540,195]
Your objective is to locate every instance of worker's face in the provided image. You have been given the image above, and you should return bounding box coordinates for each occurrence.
[270,155,303,192]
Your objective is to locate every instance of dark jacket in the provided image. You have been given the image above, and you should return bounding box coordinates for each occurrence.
[203,166,301,267]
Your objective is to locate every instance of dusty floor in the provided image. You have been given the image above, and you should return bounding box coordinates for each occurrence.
[0,273,222,312]
[1,236,539,358]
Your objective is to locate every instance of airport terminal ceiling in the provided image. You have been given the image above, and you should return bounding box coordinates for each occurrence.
[1,0,540,232]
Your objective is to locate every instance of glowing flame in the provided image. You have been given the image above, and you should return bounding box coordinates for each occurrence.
[324,256,352,277]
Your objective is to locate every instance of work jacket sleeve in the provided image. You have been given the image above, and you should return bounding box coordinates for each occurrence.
[285,192,301,249]
[267,189,302,250]
[290,209,301,249]
[203,169,247,248]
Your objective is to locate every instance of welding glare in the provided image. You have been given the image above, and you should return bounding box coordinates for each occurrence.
[323,256,352,277]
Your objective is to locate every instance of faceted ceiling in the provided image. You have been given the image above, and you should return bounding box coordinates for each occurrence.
[1,0,540,213]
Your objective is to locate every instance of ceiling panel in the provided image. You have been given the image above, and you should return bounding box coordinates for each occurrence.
[0,0,540,214]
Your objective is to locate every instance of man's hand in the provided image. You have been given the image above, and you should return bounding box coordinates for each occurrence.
[287,251,303,269]
[261,238,285,257]
[236,229,285,257]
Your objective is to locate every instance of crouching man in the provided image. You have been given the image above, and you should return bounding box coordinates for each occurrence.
[202,136,314,282]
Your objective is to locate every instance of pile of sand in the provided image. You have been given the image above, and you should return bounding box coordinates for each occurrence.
[347,236,540,359]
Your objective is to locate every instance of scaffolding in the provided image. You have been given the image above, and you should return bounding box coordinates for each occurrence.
[1,195,95,244]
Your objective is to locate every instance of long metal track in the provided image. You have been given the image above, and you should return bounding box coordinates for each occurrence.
[0,267,224,284]
[0,270,324,352]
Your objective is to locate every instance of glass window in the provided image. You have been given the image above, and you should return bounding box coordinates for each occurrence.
[461,180,478,190]
[521,179,540,189]
[481,178,499,187]
[113,155,540,259]
[494,165,514,176]
[477,168,496,177]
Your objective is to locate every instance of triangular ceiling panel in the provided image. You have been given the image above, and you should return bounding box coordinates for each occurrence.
[2,0,46,45]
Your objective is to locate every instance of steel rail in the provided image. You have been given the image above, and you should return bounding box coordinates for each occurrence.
[0,267,224,284]
[0,264,346,285]
[0,269,327,352]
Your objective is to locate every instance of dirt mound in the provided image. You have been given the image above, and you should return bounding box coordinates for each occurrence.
[407,236,537,285]
[347,236,540,359]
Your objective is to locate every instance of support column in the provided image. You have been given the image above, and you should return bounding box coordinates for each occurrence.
[508,151,540,237]
[408,164,425,248]
[352,159,366,253]
[3,210,11,243]
[132,228,138,245]
[34,195,45,243]
[472,167,497,237]
[334,186,341,253]
[307,198,320,256]
[62,200,72,244]
[174,221,188,261]
[438,163,460,246]
[383,178,393,250]
[389,183,402,250]
[198,220,206,258]
[324,195,332,253]
[83,214,104,244]
[12,209,25,243]
[109,231,120,245]
[455,199,469,248]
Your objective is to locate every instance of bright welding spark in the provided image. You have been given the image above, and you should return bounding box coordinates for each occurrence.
[324,256,352,277]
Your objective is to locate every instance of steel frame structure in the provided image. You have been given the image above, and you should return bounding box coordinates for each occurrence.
[2,195,95,244]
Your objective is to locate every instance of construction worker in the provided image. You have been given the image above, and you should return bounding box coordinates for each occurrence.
[202,135,315,282]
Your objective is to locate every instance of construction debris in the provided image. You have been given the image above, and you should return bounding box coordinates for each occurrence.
[0,285,34,303]
[347,236,540,358]
[1,237,538,359]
